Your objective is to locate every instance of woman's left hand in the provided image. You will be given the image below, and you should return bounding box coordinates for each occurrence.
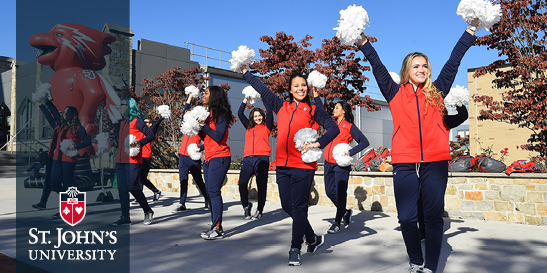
[302,142,319,152]
[68,144,76,150]
[130,142,139,148]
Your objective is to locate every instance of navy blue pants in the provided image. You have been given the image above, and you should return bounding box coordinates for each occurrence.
[203,156,231,229]
[393,161,448,272]
[238,156,269,212]
[39,157,54,204]
[141,157,159,193]
[276,167,317,250]
[50,160,77,193]
[116,163,152,218]
[178,155,208,204]
[324,162,351,224]
[27,163,44,176]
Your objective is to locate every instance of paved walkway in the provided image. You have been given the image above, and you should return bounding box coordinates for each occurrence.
[1,177,546,273]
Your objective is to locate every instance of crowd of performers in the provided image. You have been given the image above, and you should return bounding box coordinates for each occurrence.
[30,23,477,272]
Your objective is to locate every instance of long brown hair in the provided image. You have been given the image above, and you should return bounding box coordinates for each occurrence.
[56,106,81,133]
[247,108,266,129]
[400,52,445,115]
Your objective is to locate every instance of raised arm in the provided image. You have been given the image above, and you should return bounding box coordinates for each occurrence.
[151,116,164,134]
[242,69,284,113]
[357,34,400,103]
[202,117,229,143]
[348,124,370,156]
[38,103,57,128]
[434,30,478,95]
[238,101,249,129]
[136,118,155,146]
[265,108,274,131]
[444,105,469,129]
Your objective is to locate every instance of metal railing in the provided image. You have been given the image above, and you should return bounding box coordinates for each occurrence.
[185,42,232,69]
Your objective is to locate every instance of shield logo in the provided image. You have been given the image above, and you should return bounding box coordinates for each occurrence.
[59,187,86,226]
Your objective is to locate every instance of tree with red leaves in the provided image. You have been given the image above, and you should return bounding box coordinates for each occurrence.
[250,32,380,113]
[140,66,231,168]
[473,0,546,158]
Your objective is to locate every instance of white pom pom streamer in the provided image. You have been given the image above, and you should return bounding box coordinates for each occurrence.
[456,0,501,31]
[242,86,261,105]
[187,143,202,161]
[389,72,400,84]
[185,85,200,97]
[95,132,109,154]
[124,134,141,157]
[32,83,52,104]
[294,128,322,163]
[229,45,255,73]
[157,105,171,119]
[332,143,354,167]
[333,4,370,45]
[179,106,210,137]
[60,139,79,157]
[444,85,470,107]
[307,71,328,89]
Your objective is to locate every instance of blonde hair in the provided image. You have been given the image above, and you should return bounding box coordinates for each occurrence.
[400,52,445,115]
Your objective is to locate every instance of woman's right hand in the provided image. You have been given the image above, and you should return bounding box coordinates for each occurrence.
[243,97,248,104]
[186,93,193,104]
[241,65,248,74]
[356,32,368,47]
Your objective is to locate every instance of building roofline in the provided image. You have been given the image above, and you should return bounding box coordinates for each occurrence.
[467,63,512,73]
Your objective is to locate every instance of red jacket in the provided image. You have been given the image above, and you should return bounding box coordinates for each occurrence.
[116,118,154,164]
[178,134,202,158]
[202,113,231,161]
[244,124,271,157]
[324,119,353,164]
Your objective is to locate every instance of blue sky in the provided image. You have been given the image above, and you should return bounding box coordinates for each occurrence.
[1,0,501,100]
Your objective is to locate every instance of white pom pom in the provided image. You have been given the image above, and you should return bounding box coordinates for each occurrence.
[333,4,370,45]
[293,128,322,163]
[301,148,323,163]
[187,143,202,161]
[95,132,109,154]
[307,71,328,89]
[124,134,141,157]
[60,139,79,157]
[242,86,261,105]
[389,72,400,84]
[179,106,210,137]
[444,85,470,107]
[184,85,200,97]
[294,128,319,151]
[157,105,171,119]
[457,0,501,31]
[32,83,52,104]
[229,45,255,73]
[332,143,354,167]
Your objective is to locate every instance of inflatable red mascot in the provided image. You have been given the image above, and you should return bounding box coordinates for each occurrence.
[29,23,123,139]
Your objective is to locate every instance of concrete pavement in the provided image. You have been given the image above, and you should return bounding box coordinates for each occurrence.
[1,177,546,273]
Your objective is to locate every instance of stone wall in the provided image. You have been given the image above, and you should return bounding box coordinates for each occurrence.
[148,169,547,225]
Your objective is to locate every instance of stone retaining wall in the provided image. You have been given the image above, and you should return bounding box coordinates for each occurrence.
[148,170,547,225]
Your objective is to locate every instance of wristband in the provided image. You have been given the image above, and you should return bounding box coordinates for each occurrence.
[467,25,477,32]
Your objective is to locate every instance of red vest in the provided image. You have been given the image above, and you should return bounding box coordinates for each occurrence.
[244,124,271,157]
[116,119,146,164]
[52,125,82,163]
[203,113,231,161]
[390,84,451,164]
[324,119,353,164]
[129,119,145,164]
[142,142,152,158]
[178,134,201,157]
[276,101,318,170]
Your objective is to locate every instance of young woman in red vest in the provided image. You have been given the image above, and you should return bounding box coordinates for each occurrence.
[199,86,233,240]
[33,100,90,216]
[319,99,369,234]
[242,67,339,266]
[111,97,155,226]
[356,19,479,272]
[139,116,163,203]
[237,97,273,220]
[172,93,209,213]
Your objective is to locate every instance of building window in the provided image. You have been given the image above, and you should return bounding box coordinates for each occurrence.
[457,130,469,138]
